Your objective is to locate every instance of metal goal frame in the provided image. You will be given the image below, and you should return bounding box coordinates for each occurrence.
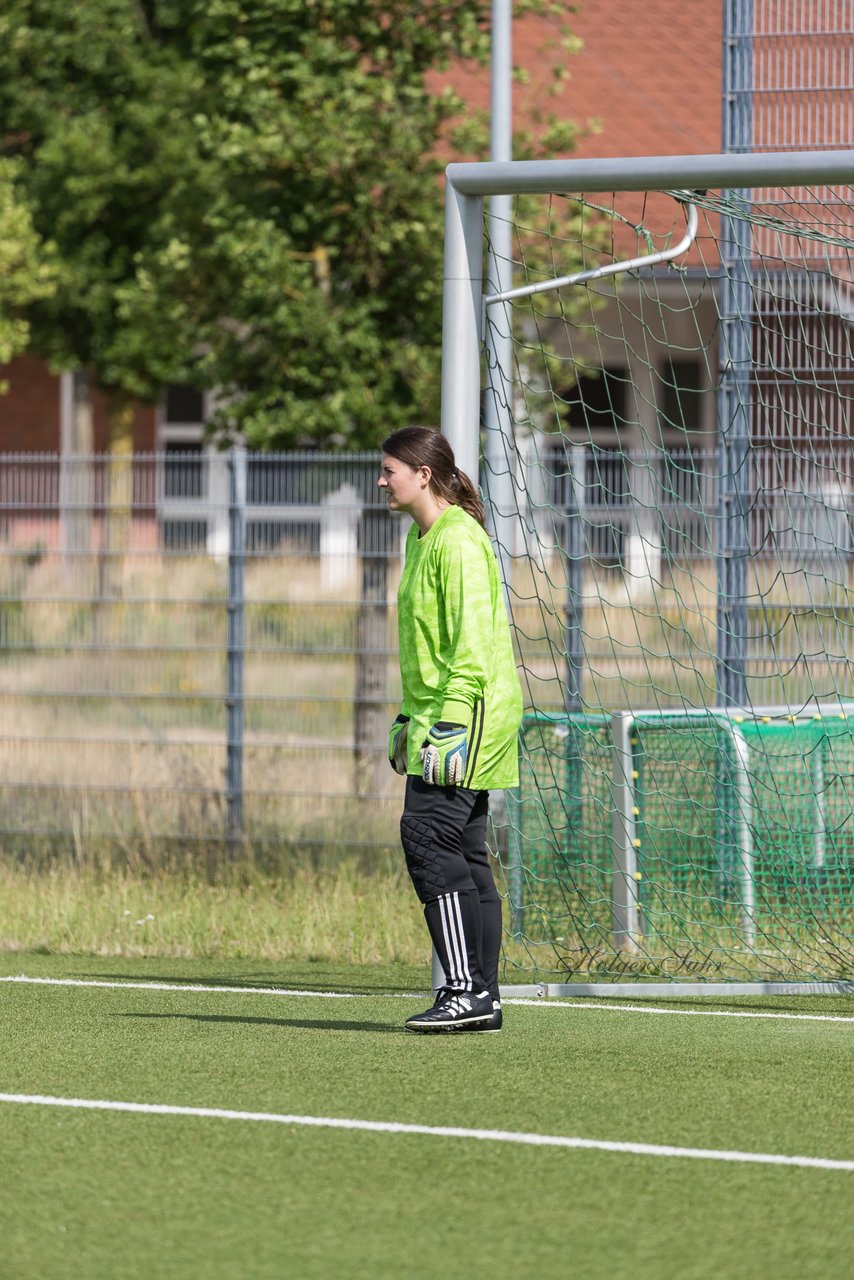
[439,149,854,997]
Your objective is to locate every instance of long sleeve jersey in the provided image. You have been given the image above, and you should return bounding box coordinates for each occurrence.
[396,504,523,789]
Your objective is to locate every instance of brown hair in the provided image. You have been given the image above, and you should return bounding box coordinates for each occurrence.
[381,426,486,528]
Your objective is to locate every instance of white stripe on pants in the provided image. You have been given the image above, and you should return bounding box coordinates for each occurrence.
[438,892,473,991]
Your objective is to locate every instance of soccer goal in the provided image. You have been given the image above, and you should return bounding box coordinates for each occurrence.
[441,149,854,994]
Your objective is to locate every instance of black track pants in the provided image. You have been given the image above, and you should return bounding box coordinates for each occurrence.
[399,776,503,999]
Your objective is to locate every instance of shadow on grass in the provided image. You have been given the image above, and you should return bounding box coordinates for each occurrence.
[118,1011,405,1034]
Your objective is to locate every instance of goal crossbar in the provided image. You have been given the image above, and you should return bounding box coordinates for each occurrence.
[441,148,854,480]
[446,148,854,197]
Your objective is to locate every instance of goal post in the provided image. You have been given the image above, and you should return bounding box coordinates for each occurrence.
[441,148,854,995]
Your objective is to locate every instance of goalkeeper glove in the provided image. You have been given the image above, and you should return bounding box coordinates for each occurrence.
[388,714,410,774]
[420,722,468,787]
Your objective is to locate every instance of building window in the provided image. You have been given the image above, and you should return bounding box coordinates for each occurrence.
[165,385,205,424]
[247,520,321,555]
[164,441,205,499]
[160,518,208,551]
[563,367,629,437]
[247,458,295,505]
[660,359,704,433]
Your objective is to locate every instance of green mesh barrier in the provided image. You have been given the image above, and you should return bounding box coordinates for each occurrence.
[506,711,854,983]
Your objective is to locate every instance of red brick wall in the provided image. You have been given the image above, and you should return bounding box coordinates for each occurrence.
[0,356,157,452]
[0,355,60,452]
[431,2,721,161]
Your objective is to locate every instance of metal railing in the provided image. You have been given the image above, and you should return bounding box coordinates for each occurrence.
[2,446,854,862]
[0,450,404,864]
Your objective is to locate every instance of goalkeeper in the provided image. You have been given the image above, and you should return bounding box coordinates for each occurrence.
[380,426,522,1033]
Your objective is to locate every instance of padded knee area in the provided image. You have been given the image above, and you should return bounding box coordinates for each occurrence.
[400,813,446,901]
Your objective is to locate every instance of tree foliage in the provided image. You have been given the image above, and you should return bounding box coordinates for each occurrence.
[0,1,582,447]
[0,157,56,377]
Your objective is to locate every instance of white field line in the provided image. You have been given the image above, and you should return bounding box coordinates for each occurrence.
[505,998,854,1024]
[1,1092,852,1172]
[0,975,382,1000]
[2,974,853,1023]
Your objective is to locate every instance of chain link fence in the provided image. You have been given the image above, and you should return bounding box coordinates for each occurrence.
[3,446,845,868]
[0,451,405,868]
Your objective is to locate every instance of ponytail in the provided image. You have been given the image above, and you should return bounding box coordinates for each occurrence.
[449,467,486,528]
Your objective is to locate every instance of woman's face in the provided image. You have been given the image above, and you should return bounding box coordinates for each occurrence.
[378,454,429,514]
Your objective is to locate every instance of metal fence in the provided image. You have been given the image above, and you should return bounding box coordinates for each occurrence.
[0,450,405,865]
[2,447,854,864]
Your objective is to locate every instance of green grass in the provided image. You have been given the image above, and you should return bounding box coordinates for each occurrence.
[0,863,426,964]
[0,953,851,1280]
[2,862,850,987]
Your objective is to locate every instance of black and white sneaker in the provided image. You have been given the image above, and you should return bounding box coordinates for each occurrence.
[458,998,502,1033]
[470,999,502,1033]
[404,988,494,1033]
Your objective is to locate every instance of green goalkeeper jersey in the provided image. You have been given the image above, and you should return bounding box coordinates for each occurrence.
[397,504,523,789]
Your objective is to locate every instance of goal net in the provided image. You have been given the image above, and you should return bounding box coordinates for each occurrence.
[442,153,854,990]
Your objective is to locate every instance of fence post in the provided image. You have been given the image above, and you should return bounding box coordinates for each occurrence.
[505,767,524,937]
[610,712,641,952]
[226,447,246,844]
[562,444,586,866]
[563,445,585,713]
[730,727,756,948]
[355,504,390,795]
[718,0,754,709]
[60,371,94,557]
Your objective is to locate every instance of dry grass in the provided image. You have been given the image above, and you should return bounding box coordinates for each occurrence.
[0,860,426,964]
[3,549,854,869]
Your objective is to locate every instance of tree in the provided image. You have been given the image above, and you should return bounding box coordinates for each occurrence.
[0,1,475,447]
[0,157,55,381]
[0,1,586,449]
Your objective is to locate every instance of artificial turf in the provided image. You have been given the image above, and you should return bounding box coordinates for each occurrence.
[0,953,851,1280]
